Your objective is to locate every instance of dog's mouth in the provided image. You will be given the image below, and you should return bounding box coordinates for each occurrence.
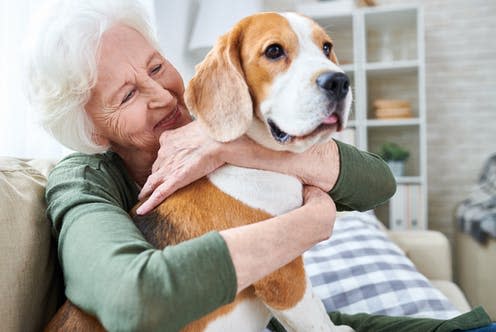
[268,119,293,143]
[268,112,343,144]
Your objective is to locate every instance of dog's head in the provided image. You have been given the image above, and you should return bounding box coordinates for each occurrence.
[185,12,352,152]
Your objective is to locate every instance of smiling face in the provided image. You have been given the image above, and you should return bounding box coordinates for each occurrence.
[242,13,353,152]
[85,24,191,155]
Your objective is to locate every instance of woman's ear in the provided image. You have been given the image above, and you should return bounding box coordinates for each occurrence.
[185,24,252,142]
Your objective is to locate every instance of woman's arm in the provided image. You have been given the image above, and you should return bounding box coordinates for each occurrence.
[220,136,396,211]
[137,121,396,215]
[221,186,336,292]
[47,154,236,331]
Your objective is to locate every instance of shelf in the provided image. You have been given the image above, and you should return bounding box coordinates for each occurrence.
[396,176,422,184]
[364,6,418,64]
[366,118,420,127]
[366,68,419,119]
[305,4,426,229]
[366,60,418,75]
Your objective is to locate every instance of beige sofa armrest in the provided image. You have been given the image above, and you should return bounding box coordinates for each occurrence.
[387,230,453,281]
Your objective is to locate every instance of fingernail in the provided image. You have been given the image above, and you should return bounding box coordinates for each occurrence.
[136,207,144,215]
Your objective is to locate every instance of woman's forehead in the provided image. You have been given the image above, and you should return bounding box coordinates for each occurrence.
[94,24,160,102]
[98,24,157,75]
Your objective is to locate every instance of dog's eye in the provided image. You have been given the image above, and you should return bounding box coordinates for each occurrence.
[323,42,333,57]
[265,44,285,60]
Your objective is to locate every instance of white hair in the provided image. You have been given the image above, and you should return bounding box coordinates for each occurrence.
[25,0,159,154]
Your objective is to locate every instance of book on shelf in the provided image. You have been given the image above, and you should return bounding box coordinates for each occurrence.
[389,184,425,230]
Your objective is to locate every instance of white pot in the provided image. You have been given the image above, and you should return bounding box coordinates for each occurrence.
[387,161,405,177]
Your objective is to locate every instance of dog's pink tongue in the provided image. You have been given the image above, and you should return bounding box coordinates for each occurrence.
[322,114,339,124]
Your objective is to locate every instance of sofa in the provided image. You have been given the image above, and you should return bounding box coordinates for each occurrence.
[0,156,472,332]
[454,153,496,319]
[456,231,496,319]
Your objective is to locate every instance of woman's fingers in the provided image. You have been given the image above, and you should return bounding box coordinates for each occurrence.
[136,180,177,215]
[138,172,164,201]
[138,151,223,215]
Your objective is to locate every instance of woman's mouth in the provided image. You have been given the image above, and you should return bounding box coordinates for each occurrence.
[154,106,181,132]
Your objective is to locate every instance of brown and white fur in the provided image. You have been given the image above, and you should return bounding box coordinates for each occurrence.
[45,12,354,332]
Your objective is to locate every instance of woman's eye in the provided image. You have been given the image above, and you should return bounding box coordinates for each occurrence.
[121,89,136,105]
[323,42,333,57]
[265,44,285,60]
[150,64,162,75]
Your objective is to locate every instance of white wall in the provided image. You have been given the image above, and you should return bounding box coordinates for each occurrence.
[155,0,200,82]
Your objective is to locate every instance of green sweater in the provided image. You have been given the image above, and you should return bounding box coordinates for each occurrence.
[46,140,396,331]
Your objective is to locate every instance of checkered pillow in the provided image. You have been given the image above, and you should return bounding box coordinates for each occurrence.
[303,211,460,319]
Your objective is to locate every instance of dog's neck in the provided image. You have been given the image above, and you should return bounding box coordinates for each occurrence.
[207,165,303,216]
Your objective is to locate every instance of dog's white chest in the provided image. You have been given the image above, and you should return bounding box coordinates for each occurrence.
[207,165,303,216]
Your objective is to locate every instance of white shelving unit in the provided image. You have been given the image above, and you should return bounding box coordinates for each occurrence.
[297,3,428,229]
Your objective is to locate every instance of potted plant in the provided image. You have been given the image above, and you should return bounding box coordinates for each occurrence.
[378,142,410,176]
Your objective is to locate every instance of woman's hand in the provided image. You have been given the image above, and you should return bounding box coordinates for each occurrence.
[137,121,224,215]
[302,185,337,241]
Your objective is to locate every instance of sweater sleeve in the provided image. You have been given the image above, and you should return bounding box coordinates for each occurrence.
[329,140,397,212]
[46,153,237,332]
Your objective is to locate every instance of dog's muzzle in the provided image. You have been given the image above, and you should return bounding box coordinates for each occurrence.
[267,72,350,144]
[316,72,350,101]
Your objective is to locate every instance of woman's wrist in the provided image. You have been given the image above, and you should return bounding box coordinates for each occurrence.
[296,139,340,191]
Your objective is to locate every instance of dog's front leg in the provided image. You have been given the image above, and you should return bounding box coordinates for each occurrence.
[253,257,354,332]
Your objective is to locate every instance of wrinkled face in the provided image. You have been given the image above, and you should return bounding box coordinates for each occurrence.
[85,24,191,154]
[242,13,352,152]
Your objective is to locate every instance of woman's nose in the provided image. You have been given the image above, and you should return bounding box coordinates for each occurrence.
[146,79,175,109]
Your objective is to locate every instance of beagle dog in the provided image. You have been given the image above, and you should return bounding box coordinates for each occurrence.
[45,12,353,332]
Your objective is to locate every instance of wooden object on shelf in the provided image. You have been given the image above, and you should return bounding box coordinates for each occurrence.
[375,108,412,119]
[373,99,410,109]
[373,99,412,119]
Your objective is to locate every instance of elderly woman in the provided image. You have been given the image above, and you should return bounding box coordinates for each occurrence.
[26,1,397,331]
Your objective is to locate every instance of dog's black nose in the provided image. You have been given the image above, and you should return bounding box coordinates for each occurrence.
[316,72,350,100]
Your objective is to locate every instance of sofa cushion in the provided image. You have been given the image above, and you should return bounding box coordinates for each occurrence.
[0,157,62,332]
[303,211,461,319]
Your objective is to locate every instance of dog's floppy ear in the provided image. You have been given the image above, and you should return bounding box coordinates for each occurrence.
[330,50,339,65]
[185,24,252,142]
